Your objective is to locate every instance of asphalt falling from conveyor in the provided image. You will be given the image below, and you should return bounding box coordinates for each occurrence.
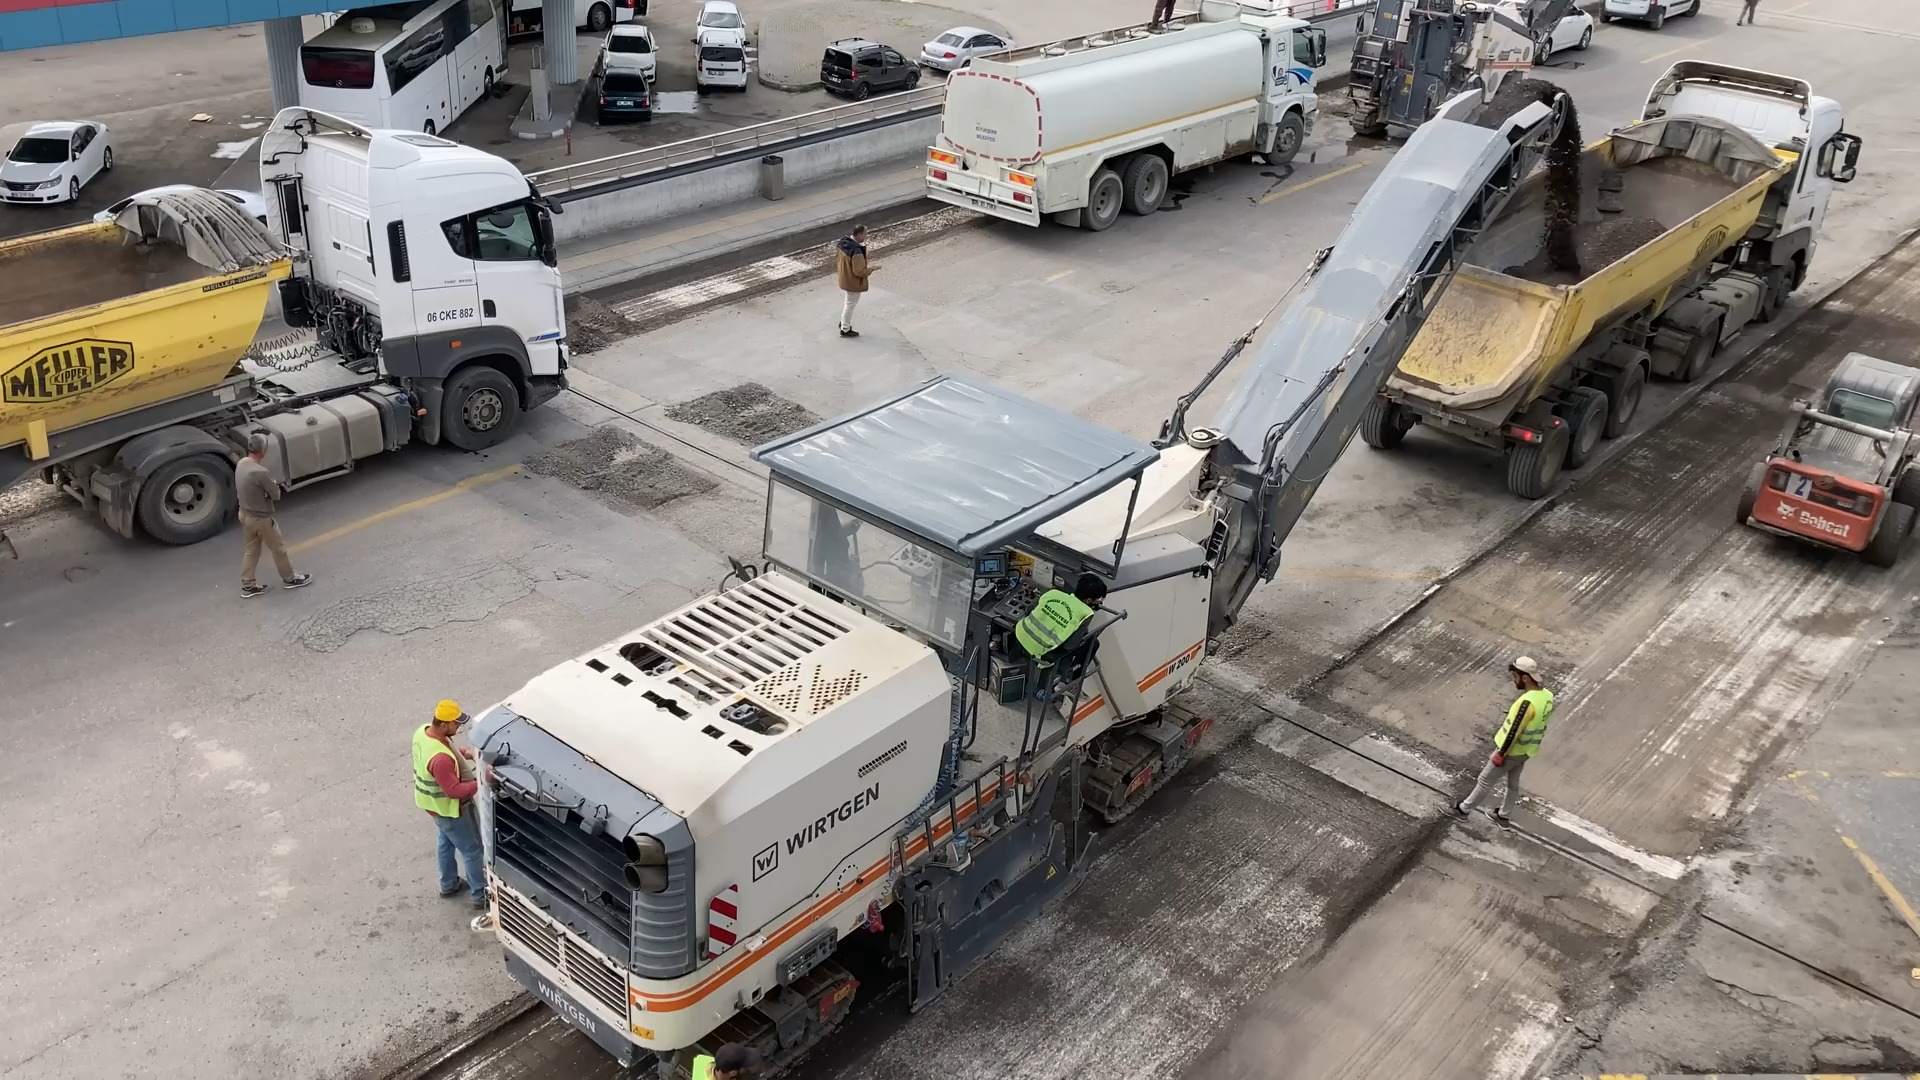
[1473,77,1584,276]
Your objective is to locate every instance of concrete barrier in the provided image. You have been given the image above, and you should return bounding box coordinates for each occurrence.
[551,113,939,243]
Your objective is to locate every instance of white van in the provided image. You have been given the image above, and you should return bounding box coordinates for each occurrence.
[696,28,749,92]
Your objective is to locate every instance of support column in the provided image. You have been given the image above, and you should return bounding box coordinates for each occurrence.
[541,0,578,84]
[263,16,305,113]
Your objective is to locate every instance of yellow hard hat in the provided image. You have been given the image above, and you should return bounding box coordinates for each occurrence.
[434,699,468,724]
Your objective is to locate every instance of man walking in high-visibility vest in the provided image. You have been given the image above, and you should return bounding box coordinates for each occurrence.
[1450,656,1555,827]
[692,1042,766,1080]
[414,699,489,908]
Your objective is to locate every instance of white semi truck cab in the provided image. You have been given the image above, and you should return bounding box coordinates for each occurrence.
[260,107,568,452]
[925,0,1327,231]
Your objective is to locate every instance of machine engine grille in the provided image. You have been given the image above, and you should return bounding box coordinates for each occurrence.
[497,889,630,1017]
[632,578,852,702]
[492,794,633,952]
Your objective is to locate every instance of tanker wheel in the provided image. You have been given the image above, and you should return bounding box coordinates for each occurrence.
[1557,386,1608,469]
[1084,168,1123,232]
[1121,153,1169,215]
[138,453,236,546]
[1269,112,1305,166]
[1505,423,1569,500]
[1736,462,1767,526]
[1865,503,1915,568]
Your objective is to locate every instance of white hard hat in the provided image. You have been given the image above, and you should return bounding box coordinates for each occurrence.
[1510,656,1540,675]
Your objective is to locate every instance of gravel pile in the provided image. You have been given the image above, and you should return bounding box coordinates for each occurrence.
[664,383,821,447]
[524,425,716,511]
[1505,216,1668,286]
[563,295,643,356]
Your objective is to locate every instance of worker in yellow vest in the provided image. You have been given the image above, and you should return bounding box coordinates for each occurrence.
[1450,656,1555,827]
[414,699,488,908]
[1014,573,1108,662]
[691,1042,766,1080]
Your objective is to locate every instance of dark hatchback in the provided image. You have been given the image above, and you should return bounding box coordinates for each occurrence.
[597,72,652,122]
[820,38,920,99]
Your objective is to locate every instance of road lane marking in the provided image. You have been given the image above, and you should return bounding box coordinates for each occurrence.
[1841,835,1920,945]
[1259,160,1369,204]
[1640,40,1706,64]
[289,464,522,554]
[1045,269,1074,282]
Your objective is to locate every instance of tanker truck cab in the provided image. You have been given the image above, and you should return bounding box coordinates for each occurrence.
[925,0,1325,231]
[260,108,567,450]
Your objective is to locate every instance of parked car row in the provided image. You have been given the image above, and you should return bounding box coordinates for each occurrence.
[591,0,749,122]
[817,24,1014,103]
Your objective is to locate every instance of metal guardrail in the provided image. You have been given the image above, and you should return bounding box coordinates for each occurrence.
[526,1,1375,198]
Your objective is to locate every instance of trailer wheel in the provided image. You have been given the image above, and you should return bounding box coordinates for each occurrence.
[138,453,235,546]
[1270,112,1306,167]
[1505,424,1568,500]
[1865,503,1914,568]
[1590,363,1643,439]
[1558,386,1608,468]
[1893,466,1920,511]
[1358,396,1413,449]
[1121,154,1169,215]
[442,365,522,451]
[1736,462,1766,526]
[1084,169,1124,232]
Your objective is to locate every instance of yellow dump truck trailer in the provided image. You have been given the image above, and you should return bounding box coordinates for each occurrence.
[1358,63,1861,498]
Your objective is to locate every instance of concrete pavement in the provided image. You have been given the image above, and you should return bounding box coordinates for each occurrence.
[5,1,1920,1077]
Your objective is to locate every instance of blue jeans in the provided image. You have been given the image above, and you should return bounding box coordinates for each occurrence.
[433,809,487,901]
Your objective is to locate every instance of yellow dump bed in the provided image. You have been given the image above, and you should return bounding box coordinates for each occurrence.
[1389,116,1791,417]
[0,205,289,456]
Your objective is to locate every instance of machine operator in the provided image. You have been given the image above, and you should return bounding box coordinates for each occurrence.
[1013,573,1108,663]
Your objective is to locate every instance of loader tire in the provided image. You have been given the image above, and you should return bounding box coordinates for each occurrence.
[1736,462,1766,526]
[1865,503,1914,568]
[1893,466,1920,510]
[1358,396,1412,449]
[1505,423,1568,500]
[138,453,235,546]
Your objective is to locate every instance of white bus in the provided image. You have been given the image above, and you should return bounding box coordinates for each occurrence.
[505,0,638,37]
[300,0,506,134]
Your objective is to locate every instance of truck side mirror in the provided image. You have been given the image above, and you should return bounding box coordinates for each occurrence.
[1313,28,1327,68]
[1818,132,1861,183]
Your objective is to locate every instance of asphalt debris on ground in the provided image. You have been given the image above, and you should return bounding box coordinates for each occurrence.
[564,294,645,355]
[664,382,822,446]
[524,425,716,511]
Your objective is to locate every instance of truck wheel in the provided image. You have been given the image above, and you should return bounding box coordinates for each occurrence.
[442,365,522,451]
[1674,321,1720,383]
[1865,503,1915,568]
[587,2,611,31]
[1590,363,1643,439]
[1893,466,1920,511]
[1121,154,1169,215]
[1270,112,1306,167]
[1084,169,1124,232]
[1736,462,1766,525]
[1358,396,1412,449]
[1557,386,1608,468]
[138,453,235,546]
[1505,424,1568,500]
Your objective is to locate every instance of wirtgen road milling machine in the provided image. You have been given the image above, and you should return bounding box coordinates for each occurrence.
[462,83,1580,1076]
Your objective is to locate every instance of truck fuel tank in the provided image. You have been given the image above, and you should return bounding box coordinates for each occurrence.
[249,384,411,488]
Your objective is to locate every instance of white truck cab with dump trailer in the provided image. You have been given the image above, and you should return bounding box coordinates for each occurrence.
[924,0,1328,232]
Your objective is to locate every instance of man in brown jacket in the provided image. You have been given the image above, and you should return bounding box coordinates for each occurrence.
[834,225,873,338]
[235,432,313,597]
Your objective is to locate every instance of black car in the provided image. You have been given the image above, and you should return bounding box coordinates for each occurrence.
[597,72,652,122]
[820,38,920,100]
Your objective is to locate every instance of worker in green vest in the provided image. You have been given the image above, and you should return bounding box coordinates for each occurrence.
[1014,573,1108,662]
[691,1042,766,1080]
[414,699,488,908]
[1450,656,1555,827]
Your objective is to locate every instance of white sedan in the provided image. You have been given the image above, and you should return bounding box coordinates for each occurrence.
[920,26,1013,71]
[599,23,658,81]
[1536,9,1594,59]
[0,120,112,205]
[93,185,269,226]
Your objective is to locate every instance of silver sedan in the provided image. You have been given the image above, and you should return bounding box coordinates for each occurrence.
[919,26,1013,72]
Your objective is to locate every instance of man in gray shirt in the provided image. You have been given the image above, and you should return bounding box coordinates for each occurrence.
[235,432,312,597]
